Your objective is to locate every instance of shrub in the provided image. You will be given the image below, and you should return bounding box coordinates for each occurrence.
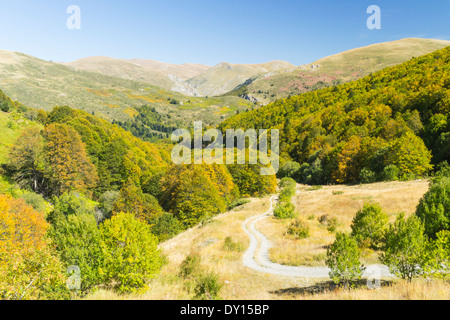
[360,168,377,184]
[179,253,202,280]
[382,165,400,181]
[150,212,183,243]
[273,202,297,219]
[351,203,389,249]
[332,191,344,195]
[49,212,104,294]
[326,232,365,287]
[287,219,310,239]
[415,177,450,239]
[100,212,163,293]
[424,230,450,279]
[380,213,427,282]
[193,272,223,300]
[327,217,340,233]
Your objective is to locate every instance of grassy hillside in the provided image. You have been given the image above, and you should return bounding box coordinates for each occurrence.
[0,50,254,126]
[221,45,450,184]
[230,38,450,105]
[64,56,210,92]
[186,60,296,97]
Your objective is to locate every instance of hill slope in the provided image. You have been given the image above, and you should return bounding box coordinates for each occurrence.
[231,38,450,104]
[64,57,210,95]
[221,45,450,184]
[0,50,254,126]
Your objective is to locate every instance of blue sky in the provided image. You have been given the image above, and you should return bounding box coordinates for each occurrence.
[0,0,449,65]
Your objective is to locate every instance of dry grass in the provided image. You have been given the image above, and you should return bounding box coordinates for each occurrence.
[85,180,450,300]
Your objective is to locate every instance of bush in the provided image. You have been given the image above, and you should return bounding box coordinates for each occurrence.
[327,217,340,233]
[0,195,69,300]
[287,219,310,239]
[415,177,450,239]
[326,232,365,287]
[380,214,427,282]
[360,168,377,184]
[179,253,202,280]
[424,230,450,279]
[194,272,223,300]
[273,202,297,219]
[100,212,163,293]
[223,236,244,252]
[351,203,389,249]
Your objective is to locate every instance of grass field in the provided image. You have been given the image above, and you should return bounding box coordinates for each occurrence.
[85,179,450,300]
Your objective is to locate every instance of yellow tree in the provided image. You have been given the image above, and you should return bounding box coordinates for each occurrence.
[0,195,68,300]
[43,124,98,196]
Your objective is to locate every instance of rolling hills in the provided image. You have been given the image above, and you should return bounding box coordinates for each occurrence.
[0,50,254,127]
[227,38,450,104]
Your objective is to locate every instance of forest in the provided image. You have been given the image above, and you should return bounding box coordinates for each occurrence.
[221,47,450,185]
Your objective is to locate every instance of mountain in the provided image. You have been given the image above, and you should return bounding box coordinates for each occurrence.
[64,57,210,95]
[227,38,450,104]
[185,60,296,97]
[0,50,254,126]
[221,45,450,184]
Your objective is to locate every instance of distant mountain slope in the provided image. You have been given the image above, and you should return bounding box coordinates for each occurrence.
[185,60,296,97]
[64,57,210,94]
[0,50,254,126]
[231,38,450,104]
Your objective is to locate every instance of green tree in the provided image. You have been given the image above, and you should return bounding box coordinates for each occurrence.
[380,214,427,282]
[8,127,45,193]
[49,213,104,293]
[326,232,365,287]
[415,177,450,239]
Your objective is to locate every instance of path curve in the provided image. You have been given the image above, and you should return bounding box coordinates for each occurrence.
[242,196,394,279]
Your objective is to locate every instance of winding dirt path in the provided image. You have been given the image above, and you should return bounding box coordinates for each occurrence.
[242,196,393,279]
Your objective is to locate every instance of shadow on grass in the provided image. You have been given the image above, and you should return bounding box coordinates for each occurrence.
[270,279,395,297]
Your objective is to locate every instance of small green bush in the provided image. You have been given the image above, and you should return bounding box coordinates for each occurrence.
[273,202,297,219]
[194,272,223,300]
[287,219,310,239]
[360,168,377,184]
[223,236,244,252]
[382,165,400,181]
[326,232,365,287]
[179,253,202,280]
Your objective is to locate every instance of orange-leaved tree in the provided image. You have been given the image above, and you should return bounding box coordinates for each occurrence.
[0,194,69,300]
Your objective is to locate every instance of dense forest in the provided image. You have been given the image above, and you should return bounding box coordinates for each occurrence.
[221,46,450,185]
[0,92,276,297]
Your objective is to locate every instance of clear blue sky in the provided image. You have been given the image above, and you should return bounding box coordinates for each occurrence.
[0,0,449,66]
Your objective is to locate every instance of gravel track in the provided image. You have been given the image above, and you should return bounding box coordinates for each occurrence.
[242,196,394,280]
